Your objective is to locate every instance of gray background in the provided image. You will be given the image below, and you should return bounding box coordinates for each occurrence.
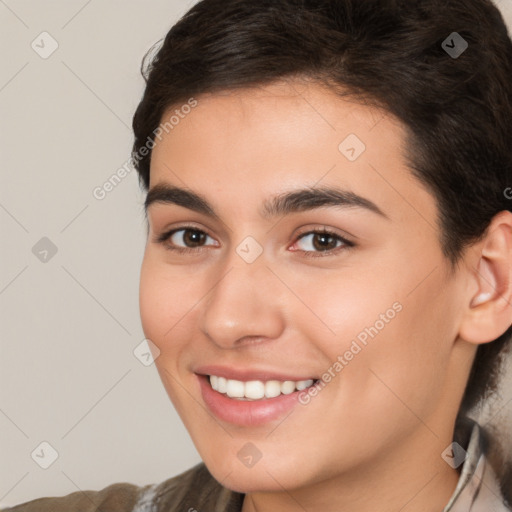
[1,0,511,507]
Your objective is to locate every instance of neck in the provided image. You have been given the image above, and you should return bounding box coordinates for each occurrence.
[241,427,461,512]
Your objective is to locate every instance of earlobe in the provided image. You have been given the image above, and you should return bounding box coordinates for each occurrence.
[459,211,512,345]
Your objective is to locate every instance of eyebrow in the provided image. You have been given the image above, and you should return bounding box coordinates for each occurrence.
[144,183,389,221]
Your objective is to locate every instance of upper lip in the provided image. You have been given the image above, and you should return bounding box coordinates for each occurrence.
[194,364,318,382]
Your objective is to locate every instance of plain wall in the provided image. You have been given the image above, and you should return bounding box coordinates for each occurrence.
[1,0,512,507]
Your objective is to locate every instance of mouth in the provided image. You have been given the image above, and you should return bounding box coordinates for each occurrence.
[195,371,320,426]
[208,374,318,400]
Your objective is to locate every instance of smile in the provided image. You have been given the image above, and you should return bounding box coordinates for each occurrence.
[208,375,316,400]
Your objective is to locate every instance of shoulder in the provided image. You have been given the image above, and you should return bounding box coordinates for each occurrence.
[446,419,512,512]
[1,464,243,512]
[0,481,145,512]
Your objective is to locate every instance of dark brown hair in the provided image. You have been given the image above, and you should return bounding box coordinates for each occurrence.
[132,0,512,500]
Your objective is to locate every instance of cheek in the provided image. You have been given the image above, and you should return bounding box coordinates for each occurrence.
[139,255,202,410]
[139,255,195,349]
[296,257,456,402]
[280,263,401,355]
[139,250,207,349]
[139,259,168,343]
[339,272,458,423]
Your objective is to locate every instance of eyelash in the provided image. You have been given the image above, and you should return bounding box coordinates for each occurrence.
[155,225,355,258]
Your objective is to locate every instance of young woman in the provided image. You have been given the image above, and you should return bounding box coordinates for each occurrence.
[4,0,512,510]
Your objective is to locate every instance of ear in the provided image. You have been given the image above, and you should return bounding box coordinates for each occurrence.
[458,210,512,345]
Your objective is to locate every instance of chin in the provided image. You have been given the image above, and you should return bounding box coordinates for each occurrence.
[211,467,294,494]
[201,453,313,494]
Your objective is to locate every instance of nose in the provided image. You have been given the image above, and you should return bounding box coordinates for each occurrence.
[199,254,285,350]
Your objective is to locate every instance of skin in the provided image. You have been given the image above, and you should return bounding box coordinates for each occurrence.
[139,79,512,512]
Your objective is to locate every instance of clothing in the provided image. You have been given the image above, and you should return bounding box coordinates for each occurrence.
[2,422,510,512]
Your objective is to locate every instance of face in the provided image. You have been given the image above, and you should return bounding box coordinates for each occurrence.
[139,80,470,493]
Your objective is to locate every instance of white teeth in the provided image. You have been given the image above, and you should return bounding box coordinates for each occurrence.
[281,381,296,395]
[264,380,282,398]
[296,379,313,390]
[209,376,315,400]
[226,379,245,398]
[245,380,265,399]
[217,376,227,393]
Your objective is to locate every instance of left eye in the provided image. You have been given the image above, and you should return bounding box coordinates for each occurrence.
[293,230,351,253]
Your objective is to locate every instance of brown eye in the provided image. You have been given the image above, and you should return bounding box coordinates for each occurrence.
[156,227,217,251]
[294,229,355,257]
[295,231,347,253]
[177,229,208,248]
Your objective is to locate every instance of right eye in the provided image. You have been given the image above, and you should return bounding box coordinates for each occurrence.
[156,226,219,253]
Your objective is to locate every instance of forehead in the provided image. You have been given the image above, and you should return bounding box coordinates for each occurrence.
[148,80,437,227]
[155,80,393,153]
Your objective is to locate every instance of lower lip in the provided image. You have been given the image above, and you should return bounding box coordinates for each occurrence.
[197,375,306,427]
